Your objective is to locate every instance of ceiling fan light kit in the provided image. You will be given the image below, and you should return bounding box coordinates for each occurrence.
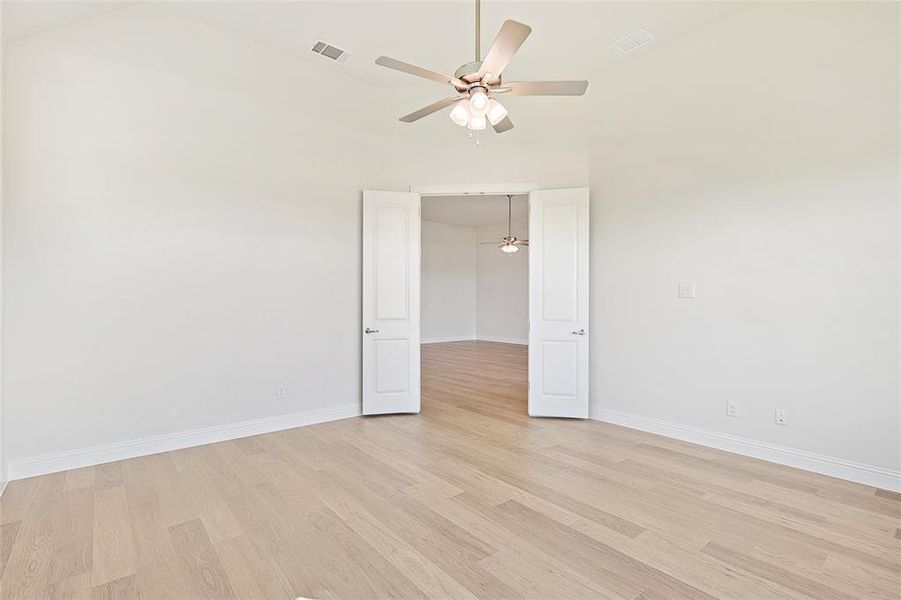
[375,0,588,137]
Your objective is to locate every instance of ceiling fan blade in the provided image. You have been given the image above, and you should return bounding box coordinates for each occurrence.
[478,20,532,83]
[399,96,462,123]
[375,56,466,89]
[503,81,588,96]
[513,239,529,245]
[492,115,515,133]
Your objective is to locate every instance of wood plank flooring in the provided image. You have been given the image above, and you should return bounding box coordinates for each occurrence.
[1,340,898,599]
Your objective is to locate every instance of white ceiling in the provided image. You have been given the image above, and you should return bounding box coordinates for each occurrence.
[1,1,136,40]
[422,194,528,228]
[3,2,747,89]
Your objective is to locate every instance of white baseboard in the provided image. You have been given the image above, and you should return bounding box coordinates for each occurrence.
[591,407,901,492]
[6,403,361,482]
[421,335,476,344]
[476,336,529,345]
[13,400,893,492]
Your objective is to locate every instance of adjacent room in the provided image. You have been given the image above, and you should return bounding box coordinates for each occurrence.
[0,1,898,599]
[421,193,529,417]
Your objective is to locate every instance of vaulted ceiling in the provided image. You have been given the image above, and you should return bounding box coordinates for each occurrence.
[4,1,747,88]
[1,1,748,144]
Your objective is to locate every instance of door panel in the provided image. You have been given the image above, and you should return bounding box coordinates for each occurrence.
[529,188,589,418]
[374,339,410,393]
[375,204,411,320]
[541,340,579,397]
[363,191,420,415]
[542,203,579,321]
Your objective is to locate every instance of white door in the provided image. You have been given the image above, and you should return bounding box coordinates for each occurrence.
[362,190,421,415]
[528,188,590,418]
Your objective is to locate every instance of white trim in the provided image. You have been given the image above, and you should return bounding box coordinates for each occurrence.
[0,480,6,497]
[421,335,477,344]
[411,183,538,197]
[476,336,529,345]
[591,407,901,492]
[6,403,361,481]
[420,336,528,345]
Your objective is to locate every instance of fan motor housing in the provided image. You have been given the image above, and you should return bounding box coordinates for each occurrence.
[455,61,500,85]
[454,61,481,82]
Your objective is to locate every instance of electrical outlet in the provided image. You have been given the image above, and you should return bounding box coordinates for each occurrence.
[726,400,739,417]
[775,409,788,426]
[276,385,287,400]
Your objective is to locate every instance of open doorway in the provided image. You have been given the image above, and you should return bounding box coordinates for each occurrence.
[361,186,588,418]
[420,194,529,415]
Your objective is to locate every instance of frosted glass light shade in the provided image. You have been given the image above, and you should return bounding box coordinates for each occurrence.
[449,100,470,127]
[467,114,487,130]
[501,243,519,254]
[487,100,508,125]
[469,88,490,116]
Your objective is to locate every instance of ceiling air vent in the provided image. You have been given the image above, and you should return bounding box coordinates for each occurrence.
[311,40,351,64]
[612,29,655,53]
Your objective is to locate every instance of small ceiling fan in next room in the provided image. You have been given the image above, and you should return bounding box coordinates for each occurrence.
[375,0,588,136]
[481,195,528,254]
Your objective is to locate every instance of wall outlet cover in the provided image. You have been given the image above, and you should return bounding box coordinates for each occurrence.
[775,409,788,425]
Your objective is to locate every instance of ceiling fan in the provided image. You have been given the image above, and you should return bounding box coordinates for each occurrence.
[481,195,528,254]
[375,0,588,134]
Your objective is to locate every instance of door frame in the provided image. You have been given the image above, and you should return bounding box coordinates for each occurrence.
[411,183,539,197]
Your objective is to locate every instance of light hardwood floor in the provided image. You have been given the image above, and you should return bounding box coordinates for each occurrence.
[1,340,899,599]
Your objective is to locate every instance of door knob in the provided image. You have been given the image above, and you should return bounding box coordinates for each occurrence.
[571,328,585,335]
[365,327,379,334]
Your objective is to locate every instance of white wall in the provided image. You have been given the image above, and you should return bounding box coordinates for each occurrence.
[421,220,476,342]
[4,0,897,488]
[422,216,529,346]
[1,4,589,475]
[0,3,5,491]
[365,109,589,193]
[476,218,529,344]
[589,2,900,473]
[2,5,376,466]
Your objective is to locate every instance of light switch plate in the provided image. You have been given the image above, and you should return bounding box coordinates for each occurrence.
[678,283,696,299]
